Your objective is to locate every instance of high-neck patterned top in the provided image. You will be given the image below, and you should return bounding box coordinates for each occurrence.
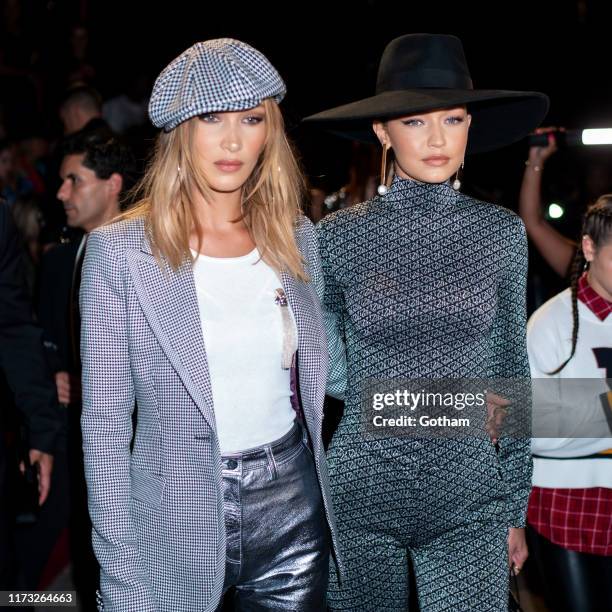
[316,175,532,533]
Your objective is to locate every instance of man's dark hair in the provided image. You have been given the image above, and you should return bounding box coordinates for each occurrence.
[62,133,139,205]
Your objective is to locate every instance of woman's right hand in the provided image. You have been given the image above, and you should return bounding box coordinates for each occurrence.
[508,527,528,575]
[528,126,562,167]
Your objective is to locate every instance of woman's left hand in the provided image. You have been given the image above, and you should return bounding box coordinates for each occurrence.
[507,527,528,575]
[485,390,510,445]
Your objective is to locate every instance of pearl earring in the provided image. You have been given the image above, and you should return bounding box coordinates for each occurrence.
[452,161,464,191]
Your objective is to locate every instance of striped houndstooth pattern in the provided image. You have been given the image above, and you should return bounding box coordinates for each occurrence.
[148,39,286,132]
[80,215,341,611]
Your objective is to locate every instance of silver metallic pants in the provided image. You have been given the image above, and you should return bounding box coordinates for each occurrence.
[218,421,329,611]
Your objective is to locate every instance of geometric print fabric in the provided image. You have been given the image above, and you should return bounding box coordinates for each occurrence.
[316,176,532,609]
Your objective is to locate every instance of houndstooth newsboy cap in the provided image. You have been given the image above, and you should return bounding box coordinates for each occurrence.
[149,38,286,132]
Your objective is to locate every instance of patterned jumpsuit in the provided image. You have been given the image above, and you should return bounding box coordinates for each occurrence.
[316,177,532,611]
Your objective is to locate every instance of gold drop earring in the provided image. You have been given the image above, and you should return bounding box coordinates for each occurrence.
[377,144,390,196]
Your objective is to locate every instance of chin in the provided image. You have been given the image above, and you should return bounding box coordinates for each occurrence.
[209,183,246,194]
[416,174,453,184]
[209,175,251,194]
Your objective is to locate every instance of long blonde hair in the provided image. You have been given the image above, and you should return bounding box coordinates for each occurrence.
[123,98,307,280]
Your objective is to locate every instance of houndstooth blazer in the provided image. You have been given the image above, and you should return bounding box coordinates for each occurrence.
[80,215,344,612]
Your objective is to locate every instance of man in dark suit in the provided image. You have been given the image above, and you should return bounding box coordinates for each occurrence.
[35,134,137,610]
[39,134,137,403]
[0,201,60,589]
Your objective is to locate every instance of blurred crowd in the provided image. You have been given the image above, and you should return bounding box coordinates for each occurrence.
[2,3,612,611]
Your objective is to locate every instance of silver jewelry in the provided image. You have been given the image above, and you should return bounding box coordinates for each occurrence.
[525,160,542,172]
[452,161,464,191]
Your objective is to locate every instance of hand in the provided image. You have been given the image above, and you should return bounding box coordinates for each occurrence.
[19,449,54,505]
[485,391,510,444]
[528,126,563,166]
[508,527,528,575]
[55,370,81,405]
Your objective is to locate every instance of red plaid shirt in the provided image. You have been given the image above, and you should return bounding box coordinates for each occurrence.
[528,487,612,555]
[528,274,612,556]
[577,272,612,320]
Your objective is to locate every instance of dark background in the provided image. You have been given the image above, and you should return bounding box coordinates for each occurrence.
[82,0,612,214]
[4,1,611,186]
[3,0,612,303]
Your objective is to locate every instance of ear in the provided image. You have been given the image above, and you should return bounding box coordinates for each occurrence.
[582,234,596,262]
[466,114,472,128]
[107,172,123,198]
[372,121,388,147]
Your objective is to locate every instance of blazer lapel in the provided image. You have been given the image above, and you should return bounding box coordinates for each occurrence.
[126,236,217,433]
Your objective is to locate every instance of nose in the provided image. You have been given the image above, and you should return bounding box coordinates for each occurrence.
[57,180,70,202]
[221,122,242,154]
[427,122,446,148]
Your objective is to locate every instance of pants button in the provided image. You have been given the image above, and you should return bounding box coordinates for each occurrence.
[226,459,238,470]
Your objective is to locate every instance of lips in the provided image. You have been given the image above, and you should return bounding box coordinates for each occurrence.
[422,156,450,166]
[215,160,243,172]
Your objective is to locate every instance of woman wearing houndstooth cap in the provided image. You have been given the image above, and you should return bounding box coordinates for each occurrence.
[79,38,342,611]
[306,33,549,610]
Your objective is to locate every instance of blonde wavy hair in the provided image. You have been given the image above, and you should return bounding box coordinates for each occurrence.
[123,98,307,280]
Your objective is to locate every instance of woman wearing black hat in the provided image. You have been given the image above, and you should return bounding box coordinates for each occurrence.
[306,33,549,610]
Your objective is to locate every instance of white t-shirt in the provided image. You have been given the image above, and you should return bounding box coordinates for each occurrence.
[527,288,612,488]
[191,248,297,453]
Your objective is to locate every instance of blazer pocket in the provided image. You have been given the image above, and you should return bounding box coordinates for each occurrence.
[130,466,166,510]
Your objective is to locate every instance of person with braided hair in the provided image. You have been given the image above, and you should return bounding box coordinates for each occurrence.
[526,195,612,612]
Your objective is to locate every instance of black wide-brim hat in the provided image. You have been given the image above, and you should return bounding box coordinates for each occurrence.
[304,34,549,154]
